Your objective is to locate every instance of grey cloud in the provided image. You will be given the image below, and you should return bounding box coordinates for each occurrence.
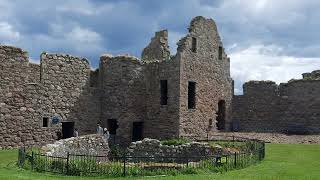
[0,0,319,91]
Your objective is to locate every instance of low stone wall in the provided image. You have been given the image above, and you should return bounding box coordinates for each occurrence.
[41,134,109,158]
[126,138,223,162]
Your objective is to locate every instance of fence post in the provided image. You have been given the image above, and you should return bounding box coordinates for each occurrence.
[123,152,126,177]
[263,143,265,159]
[234,152,237,168]
[66,152,69,175]
[186,157,189,168]
[31,151,34,171]
[232,135,235,142]
[18,147,25,168]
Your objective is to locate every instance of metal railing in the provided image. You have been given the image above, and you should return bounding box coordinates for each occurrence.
[17,135,265,177]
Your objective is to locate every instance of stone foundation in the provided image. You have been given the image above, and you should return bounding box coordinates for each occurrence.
[126,138,223,162]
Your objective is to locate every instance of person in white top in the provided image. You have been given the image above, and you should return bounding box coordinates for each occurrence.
[103,128,110,142]
[73,128,79,137]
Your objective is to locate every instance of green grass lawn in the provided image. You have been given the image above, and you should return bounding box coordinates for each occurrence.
[0,144,319,180]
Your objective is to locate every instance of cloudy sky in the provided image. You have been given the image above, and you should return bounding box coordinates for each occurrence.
[1,0,320,94]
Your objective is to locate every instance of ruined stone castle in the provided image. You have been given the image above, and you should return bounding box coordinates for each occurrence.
[0,16,319,149]
[0,16,232,148]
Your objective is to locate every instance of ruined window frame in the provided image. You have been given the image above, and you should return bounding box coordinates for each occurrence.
[218,46,223,60]
[160,80,168,105]
[188,81,196,109]
[191,37,197,53]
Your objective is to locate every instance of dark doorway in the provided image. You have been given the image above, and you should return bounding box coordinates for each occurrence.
[106,119,118,135]
[216,100,226,130]
[132,122,144,141]
[42,117,49,127]
[62,122,75,139]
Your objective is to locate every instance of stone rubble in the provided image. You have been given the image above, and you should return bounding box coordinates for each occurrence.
[41,134,109,158]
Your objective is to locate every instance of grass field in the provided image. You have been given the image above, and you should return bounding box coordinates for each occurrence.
[0,144,319,180]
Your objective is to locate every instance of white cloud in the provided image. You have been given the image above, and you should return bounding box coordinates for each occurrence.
[0,22,20,43]
[230,44,320,94]
[66,26,102,44]
[56,0,114,16]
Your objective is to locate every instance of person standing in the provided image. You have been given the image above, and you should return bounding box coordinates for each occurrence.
[96,123,103,135]
[103,128,110,142]
[74,128,79,137]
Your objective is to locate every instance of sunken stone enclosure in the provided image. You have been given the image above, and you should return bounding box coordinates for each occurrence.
[0,16,233,148]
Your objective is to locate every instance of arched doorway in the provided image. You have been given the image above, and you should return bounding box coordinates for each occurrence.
[216,100,226,130]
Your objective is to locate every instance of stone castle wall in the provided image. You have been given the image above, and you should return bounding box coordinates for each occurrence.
[142,30,181,140]
[40,53,101,135]
[178,17,233,138]
[99,55,147,145]
[0,46,57,148]
[0,46,101,148]
[232,74,320,134]
[0,16,233,148]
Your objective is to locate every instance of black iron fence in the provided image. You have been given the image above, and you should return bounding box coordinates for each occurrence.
[17,135,265,177]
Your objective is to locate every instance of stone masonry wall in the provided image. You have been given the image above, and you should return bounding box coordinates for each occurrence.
[142,30,181,140]
[0,46,101,149]
[141,30,170,63]
[143,59,181,140]
[99,55,147,145]
[178,16,233,138]
[40,53,100,135]
[233,75,320,134]
[1,16,234,148]
[0,46,57,148]
[127,138,222,163]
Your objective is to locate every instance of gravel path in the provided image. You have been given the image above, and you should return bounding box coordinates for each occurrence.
[211,132,320,144]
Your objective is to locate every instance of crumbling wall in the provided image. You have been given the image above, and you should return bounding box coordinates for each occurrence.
[302,70,320,80]
[41,134,109,158]
[40,53,100,135]
[0,46,101,149]
[99,55,147,145]
[177,16,233,138]
[144,58,181,140]
[0,46,57,148]
[0,16,235,148]
[127,138,222,163]
[141,30,170,63]
[233,75,320,134]
[232,81,281,132]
